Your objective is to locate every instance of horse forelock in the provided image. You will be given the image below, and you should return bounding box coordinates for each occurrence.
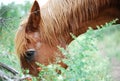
[15,20,37,57]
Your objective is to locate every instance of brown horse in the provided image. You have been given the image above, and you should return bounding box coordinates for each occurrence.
[15,0,120,76]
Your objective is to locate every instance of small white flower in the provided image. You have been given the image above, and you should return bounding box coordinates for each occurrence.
[58,75,63,80]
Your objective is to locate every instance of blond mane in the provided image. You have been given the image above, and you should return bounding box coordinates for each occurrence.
[39,0,119,45]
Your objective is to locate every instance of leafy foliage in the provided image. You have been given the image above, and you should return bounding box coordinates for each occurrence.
[0,2,31,80]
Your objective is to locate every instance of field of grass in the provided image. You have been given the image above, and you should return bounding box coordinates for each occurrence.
[0,20,120,81]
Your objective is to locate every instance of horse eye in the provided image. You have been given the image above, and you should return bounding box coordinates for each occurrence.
[25,49,36,62]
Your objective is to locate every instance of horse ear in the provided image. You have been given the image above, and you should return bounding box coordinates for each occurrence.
[26,0,41,32]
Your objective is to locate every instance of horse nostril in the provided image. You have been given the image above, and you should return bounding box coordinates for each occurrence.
[25,49,36,62]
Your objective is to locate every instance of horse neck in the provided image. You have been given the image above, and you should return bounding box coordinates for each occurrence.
[40,0,120,47]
